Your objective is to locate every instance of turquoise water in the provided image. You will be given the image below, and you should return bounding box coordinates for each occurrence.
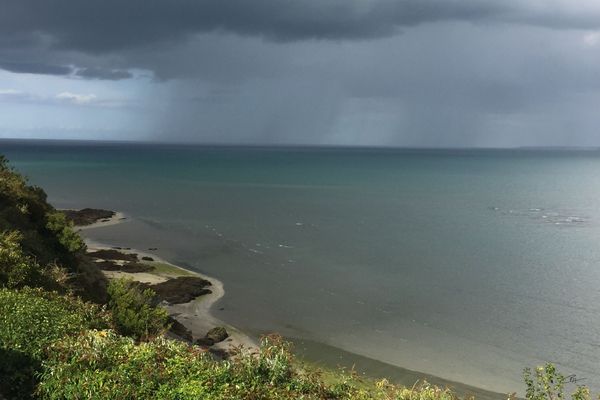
[3,140,600,392]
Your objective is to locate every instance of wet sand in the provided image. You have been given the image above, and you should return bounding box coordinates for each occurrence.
[291,338,510,400]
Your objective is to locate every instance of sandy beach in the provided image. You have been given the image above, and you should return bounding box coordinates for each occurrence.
[80,212,258,354]
[75,211,128,231]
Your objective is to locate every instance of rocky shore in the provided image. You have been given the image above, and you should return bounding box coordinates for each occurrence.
[68,208,258,358]
[63,208,116,226]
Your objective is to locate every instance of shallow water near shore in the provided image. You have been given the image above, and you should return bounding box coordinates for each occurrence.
[3,140,600,393]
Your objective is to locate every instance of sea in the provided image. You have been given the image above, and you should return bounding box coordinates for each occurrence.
[2,139,600,394]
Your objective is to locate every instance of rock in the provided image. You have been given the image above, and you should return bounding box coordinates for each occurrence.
[148,276,212,304]
[168,317,193,342]
[95,260,154,273]
[209,348,230,360]
[141,256,154,261]
[120,263,154,273]
[195,337,214,347]
[62,208,115,226]
[205,327,229,343]
[94,260,122,270]
[87,249,138,262]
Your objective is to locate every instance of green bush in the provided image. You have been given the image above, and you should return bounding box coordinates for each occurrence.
[0,230,46,288]
[0,288,110,399]
[524,363,591,400]
[0,155,84,271]
[223,334,348,399]
[45,211,85,253]
[38,331,344,400]
[37,331,471,400]
[107,278,169,341]
[38,330,216,400]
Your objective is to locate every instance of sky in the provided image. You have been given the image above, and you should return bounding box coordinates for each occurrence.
[1,1,600,147]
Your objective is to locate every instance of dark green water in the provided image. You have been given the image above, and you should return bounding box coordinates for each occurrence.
[3,140,600,393]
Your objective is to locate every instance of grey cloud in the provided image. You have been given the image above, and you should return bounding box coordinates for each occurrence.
[0,0,599,56]
[0,61,72,76]
[74,67,133,80]
[0,60,133,81]
[0,1,494,53]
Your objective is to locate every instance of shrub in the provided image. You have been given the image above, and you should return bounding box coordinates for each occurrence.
[0,230,45,288]
[370,379,463,400]
[0,288,110,399]
[524,363,591,400]
[0,155,83,273]
[38,330,218,400]
[107,278,169,341]
[37,331,469,400]
[232,334,294,386]
[45,211,85,253]
[38,331,340,400]
[224,334,345,399]
[35,322,482,400]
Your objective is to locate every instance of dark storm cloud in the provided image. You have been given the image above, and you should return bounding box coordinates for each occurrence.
[0,1,488,53]
[0,61,72,76]
[1,0,599,55]
[2,0,600,147]
[2,0,600,83]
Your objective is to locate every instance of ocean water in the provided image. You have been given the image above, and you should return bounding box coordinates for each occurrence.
[2,140,600,393]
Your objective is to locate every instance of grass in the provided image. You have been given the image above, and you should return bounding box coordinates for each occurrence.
[145,261,197,278]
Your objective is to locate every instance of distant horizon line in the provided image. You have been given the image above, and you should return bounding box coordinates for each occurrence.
[1,137,600,151]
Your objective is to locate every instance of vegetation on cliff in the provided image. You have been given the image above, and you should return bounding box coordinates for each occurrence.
[107,278,169,341]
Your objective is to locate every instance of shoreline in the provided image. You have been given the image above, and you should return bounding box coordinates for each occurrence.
[77,211,508,399]
[291,338,510,400]
[75,211,128,231]
[78,212,258,354]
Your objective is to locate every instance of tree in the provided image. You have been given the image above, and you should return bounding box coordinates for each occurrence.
[107,278,169,341]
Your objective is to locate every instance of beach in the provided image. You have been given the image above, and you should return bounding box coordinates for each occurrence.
[77,212,258,354]
[75,209,508,400]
